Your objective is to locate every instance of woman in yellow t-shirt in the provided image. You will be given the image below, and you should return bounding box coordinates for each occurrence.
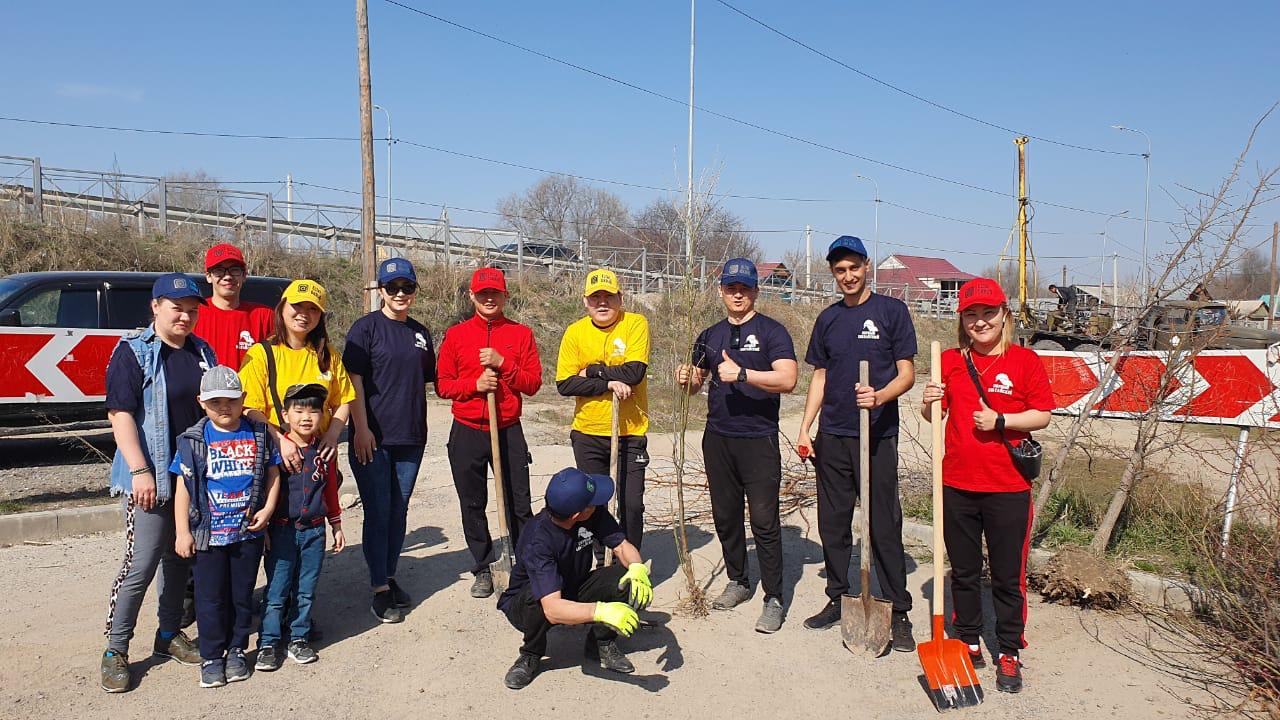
[238,279,355,471]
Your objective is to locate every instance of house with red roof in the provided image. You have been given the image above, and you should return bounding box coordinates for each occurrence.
[875,254,975,306]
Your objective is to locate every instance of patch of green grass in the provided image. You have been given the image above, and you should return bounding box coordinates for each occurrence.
[0,500,29,514]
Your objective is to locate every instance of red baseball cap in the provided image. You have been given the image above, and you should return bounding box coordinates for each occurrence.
[957,277,1008,312]
[471,267,508,294]
[204,243,246,271]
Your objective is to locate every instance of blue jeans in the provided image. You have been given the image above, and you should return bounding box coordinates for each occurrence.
[259,524,325,646]
[350,444,424,588]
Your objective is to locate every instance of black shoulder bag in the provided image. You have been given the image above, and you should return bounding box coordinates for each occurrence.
[962,351,1043,481]
[258,341,289,433]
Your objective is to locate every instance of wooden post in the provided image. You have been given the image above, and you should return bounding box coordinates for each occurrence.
[356,0,378,313]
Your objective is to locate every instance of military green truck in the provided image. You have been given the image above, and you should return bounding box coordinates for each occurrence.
[1022,300,1280,352]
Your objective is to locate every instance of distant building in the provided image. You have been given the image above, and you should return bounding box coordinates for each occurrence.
[875,254,975,308]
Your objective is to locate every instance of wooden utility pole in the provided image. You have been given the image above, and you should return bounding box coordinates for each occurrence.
[1015,136,1031,325]
[1269,221,1278,331]
[356,0,378,312]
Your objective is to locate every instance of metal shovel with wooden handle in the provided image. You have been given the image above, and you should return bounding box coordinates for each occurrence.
[841,360,894,656]
[487,390,513,593]
[918,340,983,710]
[604,393,620,565]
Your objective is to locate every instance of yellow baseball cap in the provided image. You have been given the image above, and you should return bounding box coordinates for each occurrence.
[583,269,620,296]
[281,279,327,311]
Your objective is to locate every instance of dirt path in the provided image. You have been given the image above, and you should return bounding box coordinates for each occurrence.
[0,396,1213,719]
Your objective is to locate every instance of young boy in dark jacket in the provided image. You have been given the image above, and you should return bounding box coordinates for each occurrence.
[255,383,346,671]
[173,366,281,688]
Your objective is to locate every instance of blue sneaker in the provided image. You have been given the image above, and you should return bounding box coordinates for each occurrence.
[200,659,226,688]
[225,648,249,682]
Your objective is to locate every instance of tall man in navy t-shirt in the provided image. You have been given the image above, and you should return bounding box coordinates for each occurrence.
[796,235,918,652]
[496,468,654,690]
[676,258,797,634]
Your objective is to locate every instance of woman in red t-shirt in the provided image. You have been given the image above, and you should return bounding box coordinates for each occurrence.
[921,277,1052,694]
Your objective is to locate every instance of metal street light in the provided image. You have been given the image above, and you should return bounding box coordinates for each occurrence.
[1101,210,1129,306]
[1112,125,1151,304]
[374,104,393,224]
[854,173,880,292]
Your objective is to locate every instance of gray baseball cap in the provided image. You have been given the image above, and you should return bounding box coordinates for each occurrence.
[199,365,244,401]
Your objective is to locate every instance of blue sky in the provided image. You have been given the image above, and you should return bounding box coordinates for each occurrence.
[3,1,1277,280]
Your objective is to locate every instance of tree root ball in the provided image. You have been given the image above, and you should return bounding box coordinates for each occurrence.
[1028,548,1132,610]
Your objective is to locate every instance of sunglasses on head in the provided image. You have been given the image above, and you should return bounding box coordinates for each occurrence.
[383,282,418,296]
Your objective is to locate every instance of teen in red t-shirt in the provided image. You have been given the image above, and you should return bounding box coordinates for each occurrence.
[194,243,274,370]
[921,277,1052,694]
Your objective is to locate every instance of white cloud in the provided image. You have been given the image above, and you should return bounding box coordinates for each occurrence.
[55,83,144,103]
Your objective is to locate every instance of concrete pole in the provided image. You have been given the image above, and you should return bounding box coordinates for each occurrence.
[804,224,812,290]
[157,179,167,236]
[31,157,43,223]
[1269,221,1278,331]
[286,174,294,251]
[264,193,274,247]
[356,0,378,312]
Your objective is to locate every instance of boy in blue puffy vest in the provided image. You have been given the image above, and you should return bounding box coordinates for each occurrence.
[173,365,281,688]
[255,383,346,671]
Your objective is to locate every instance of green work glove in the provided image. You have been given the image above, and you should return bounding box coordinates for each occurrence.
[593,601,639,638]
[618,562,653,610]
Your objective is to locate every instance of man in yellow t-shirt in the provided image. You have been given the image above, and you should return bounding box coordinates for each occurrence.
[555,269,650,550]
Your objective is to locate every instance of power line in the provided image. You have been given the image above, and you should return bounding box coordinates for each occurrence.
[711,0,1140,157]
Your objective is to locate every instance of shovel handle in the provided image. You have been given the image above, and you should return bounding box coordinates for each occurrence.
[605,393,621,565]
[930,341,945,621]
[858,361,872,593]
[488,391,510,544]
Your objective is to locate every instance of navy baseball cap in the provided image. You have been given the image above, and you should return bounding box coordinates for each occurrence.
[720,258,758,289]
[152,273,203,302]
[545,467,614,516]
[378,258,417,285]
[826,235,868,263]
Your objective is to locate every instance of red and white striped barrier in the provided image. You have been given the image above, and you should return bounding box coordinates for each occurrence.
[0,328,126,404]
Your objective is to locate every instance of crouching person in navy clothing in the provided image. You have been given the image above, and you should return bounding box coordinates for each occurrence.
[172,366,282,688]
[497,468,654,690]
[256,383,346,672]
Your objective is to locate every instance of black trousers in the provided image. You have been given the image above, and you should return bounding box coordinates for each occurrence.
[502,563,630,657]
[193,537,264,660]
[570,430,648,549]
[703,430,784,600]
[447,421,534,575]
[814,432,911,612]
[943,486,1032,655]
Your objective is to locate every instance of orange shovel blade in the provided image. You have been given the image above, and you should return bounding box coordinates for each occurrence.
[918,620,983,711]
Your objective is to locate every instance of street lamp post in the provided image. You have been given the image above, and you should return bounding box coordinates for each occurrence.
[1101,210,1129,306]
[1112,125,1151,304]
[854,173,880,292]
[374,104,393,225]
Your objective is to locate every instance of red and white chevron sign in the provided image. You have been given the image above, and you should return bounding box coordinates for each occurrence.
[1040,349,1280,429]
[0,328,126,404]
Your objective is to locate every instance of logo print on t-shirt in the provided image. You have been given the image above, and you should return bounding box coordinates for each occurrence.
[575,526,596,551]
[989,373,1014,396]
[414,332,428,351]
[740,334,760,352]
[236,330,255,351]
[858,319,881,340]
[611,338,627,358]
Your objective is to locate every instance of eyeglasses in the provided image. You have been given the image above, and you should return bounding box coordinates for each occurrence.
[209,266,246,279]
[383,282,418,296]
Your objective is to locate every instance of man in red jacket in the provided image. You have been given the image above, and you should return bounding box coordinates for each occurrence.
[436,267,543,599]
[194,242,274,370]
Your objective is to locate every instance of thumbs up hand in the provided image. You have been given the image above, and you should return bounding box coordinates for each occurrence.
[717,349,743,383]
[973,397,1000,432]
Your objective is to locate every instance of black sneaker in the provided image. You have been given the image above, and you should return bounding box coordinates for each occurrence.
[996,654,1023,693]
[504,652,540,690]
[470,571,494,598]
[224,647,250,682]
[100,650,130,693]
[287,639,318,665]
[388,578,412,608]
[371,590,404,623]
[891,612,916,652]
[255,644,283,672]
[584,637,635,674]
[803,599,841,630]
[967,645,987,669]
[199,659,227,688]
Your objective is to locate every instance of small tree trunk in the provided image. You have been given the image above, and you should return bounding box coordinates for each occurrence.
[1090,415,1157,554]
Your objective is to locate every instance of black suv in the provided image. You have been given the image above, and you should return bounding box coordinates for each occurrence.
[0,271,289,426]
[490,242,580,268]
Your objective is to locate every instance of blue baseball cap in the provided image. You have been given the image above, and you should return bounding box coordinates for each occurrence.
[152,273,203,302]
[720,258,758,289]
[826,235,868,263]
[378,258,417,285]
[545,467,614,516]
